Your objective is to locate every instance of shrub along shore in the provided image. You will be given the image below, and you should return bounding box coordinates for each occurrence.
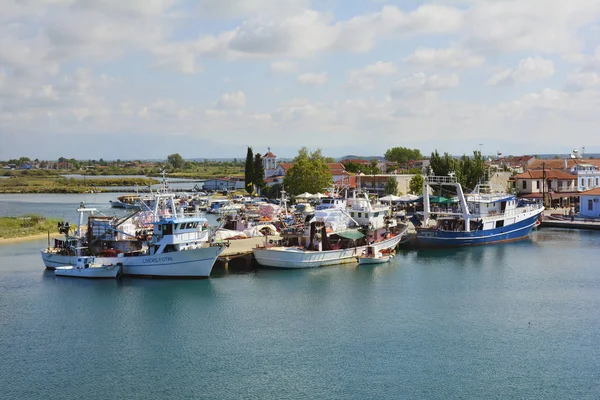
[0,215,63,240]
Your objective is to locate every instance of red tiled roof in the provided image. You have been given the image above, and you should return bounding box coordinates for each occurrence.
[513,170,576,180]
[264,151,276,158]
[528,159,600,170]
[580,188,600,196]
[327,163,347,175]
[278,162,293,171]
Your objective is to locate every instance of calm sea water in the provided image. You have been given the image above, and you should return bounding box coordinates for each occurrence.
[1,195,599,399]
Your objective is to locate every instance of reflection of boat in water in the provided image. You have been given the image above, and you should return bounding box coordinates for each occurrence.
[254,192,407,269]
[41,194,226,278]
[54,256,122,278]
[412,176,544,247]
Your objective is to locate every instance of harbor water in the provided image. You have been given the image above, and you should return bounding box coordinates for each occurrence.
[1,194,599,399]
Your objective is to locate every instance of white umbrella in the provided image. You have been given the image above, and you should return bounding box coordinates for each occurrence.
[398,194,419,202]
[296,192,314,199]
[379,194,402,202]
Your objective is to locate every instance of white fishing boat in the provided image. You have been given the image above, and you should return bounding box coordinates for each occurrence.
[253,192,407,269]
[54,256,121,279]
[41,194,226,278]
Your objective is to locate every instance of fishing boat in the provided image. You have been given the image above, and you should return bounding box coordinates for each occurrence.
[253,192,407,269]
[109,195,141,209]
[412,176,544,247]
[54,256,121,279]
[41,193,226,278]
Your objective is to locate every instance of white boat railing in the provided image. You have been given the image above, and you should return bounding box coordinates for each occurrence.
[425,176,457,184]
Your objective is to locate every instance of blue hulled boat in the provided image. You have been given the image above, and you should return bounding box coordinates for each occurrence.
[413,176,544,247]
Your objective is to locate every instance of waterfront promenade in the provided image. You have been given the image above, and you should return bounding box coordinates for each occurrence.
[541,207,600,230]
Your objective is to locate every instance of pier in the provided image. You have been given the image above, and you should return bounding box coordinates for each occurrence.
[213,236,281,273]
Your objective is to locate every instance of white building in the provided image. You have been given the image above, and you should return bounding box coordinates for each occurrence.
[571,163,600,191]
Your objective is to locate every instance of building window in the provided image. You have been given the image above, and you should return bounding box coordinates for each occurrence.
[522,181,527,190]
[589,199,593,211]
[536,180,540,189]
[581,178,585,187]
[596,178,599,186]
[588,178,592,187]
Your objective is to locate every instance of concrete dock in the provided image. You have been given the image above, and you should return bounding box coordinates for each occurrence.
[541,208,600,230]
[213,236,282,272]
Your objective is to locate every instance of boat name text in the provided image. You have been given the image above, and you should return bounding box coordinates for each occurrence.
[143,256,174,263]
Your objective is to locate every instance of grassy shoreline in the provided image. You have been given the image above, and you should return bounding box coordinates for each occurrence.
[0,177,160,194]
[0,215,63,240]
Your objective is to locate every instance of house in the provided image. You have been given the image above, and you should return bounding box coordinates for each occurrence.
[513,169,577,207]
[328,163,350,183]
[579,188,600,218]
[354,174,415,196]
[571,163,600,191]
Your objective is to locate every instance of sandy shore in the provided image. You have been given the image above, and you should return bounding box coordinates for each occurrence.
[0,232,61,245]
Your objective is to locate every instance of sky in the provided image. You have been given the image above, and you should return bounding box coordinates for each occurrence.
[1,0,600,161]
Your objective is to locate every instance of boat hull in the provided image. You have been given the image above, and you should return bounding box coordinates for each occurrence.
[54,264,121,279]
[358,256,390,265]
[415,210,542,247]
[253,233,403,269]
[41,246,224,278]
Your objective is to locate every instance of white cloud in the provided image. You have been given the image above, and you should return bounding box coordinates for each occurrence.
[151,43,205,74]
[565,72,600,92]
[221,4,463,58]
[269,61,297,74]
[404,46,484,68]
[297,72,328,86]
[487,56,555,86]
[347,61,397,91]
[196,0,309,18]
[391,72,459,97]
[463,0,600,55]
[217,91,246,109]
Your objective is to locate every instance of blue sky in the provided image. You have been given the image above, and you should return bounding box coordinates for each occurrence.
[1,0,600,160]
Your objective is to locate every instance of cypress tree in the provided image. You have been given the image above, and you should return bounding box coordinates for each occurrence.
[253,153,265,194]
[244,146,254,194]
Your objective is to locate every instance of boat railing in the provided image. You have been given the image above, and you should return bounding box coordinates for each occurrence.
[425,176,457,184]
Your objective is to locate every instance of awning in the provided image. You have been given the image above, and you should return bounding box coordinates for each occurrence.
[334,230,365,240]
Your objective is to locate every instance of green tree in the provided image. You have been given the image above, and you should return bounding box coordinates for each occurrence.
[384,176,398,195]
[428,150,456,176]
[409,173,424,195]
[253,153,265,193]
[284,147,332,195]
[384,147,422,165]
[167,153,185,169]
[244,146,254,194]
[343,161,361,173]
[455,151,486,190]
